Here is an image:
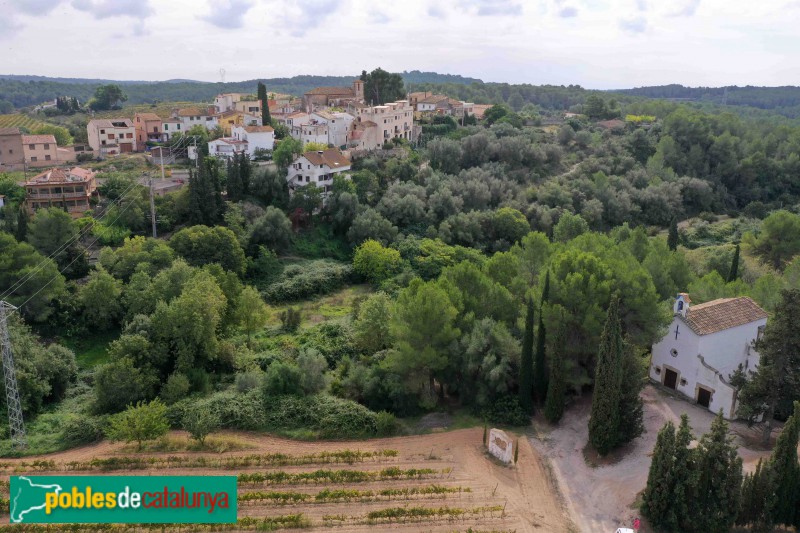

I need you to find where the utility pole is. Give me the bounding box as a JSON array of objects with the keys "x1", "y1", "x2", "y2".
[
  {"x1": 149, "y1": 175, "x2": 157, "y2": 238},
  {"x1": 0, "y1": 301, "x2": 26, "y2": 449}
]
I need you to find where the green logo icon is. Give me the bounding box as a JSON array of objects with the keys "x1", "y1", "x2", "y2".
[{"x1": 10, "y1": 476, "x2": 237, "y2": 524}]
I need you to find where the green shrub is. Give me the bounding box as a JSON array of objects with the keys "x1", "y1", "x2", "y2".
[
  {"x1": 482, "y1": 396, "x2": 530, "y2": 426},
  {"x1": 235, "y1": 371, "x2": 263, "y2": 393},
  {"x1": 263, "y1": 361, "x2": 303, "y2": 397},
  {"x1": 263, "y1": 260, "x2": 353, "y2": 303},
  {"x1": 265, "y1": 394, "x2": 379, "y2": 438},
  {"x1": 375, "y1": 411, "x2": 398, "y2": 436},
  {"x1": 62, "y1": 415, "x2": 105, "y2": 447},
  {"x1": 197, "y1": 389, "x2": 263, "y2": 431},
  {"x1": 160, "y1": 373, "x2": 190, "y2": 405},
  {"x1": 182, "y1": 405, "x2": 220, "y2": 445},
  {"x1": 279, "y1": 307, "x2": 302, "y2": 332}
]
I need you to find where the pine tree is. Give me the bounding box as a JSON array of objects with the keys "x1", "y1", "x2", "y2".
[
  {"x1": 738, "y1": 289, "x2": 800, "y2": 444},
  {"x1": 668, "y1": 216, "x2": 679, "y2": 251},
  {"x1": 519, "y1": 295, "x2": 535, "y2": 414},
  {"x1": 769, "y1": 400, "x2": 800, "y2": 527},
  {"x1": 689, "y1": 412, "x2": 743, "y2": 533},
  {"x1": 642, "y1": 420, "x2": 677, "y2": 528},
  {"x1": 616, "y1": 340, "x2": 645, "y2": 447},
  {"x1": 257, "y1": 82, "x2": 271, "y2": 126},
  {"x1": 727, "y1": 244, "x2": 740, "y2": 282},
  {"x1": 588, "y1": 296, "x2": 624, "y2": 455},
  {"x1": 533, "y1": 271, "x2": 550, "y2": 403}
]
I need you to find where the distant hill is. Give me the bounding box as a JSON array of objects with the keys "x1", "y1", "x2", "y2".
[
  {"x1": 612, "y1": 84, "x2": 800, "y2": 118},
  {"x1": 0, "y1": 71, "x2": 483, "y2": 111}
]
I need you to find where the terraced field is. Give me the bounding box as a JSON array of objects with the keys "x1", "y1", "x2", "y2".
[
  {"x1": 0, "y1": 428, "x2": 572, "y2": 532},
  {"x1": 93, "y1": 101, "x2": 204, "y2": 120},
  {"x1": 0, "y1": 113, "x2": 49, "y2": 131}
]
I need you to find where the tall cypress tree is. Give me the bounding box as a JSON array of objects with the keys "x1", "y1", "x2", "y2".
[
  {"x1": 689, "y1": 412, "x2": 743, "y2": 533},
  {"x1": 769, "y1": 400, "x2": 800, "y2": 527},
  {"x1": 670, "y1": 415, "x2": 695, "y2": 532},
  {"x1": 226, "y1": 154, "x2": 242, "y2": 202},
  {"x1": 642, "y1": 420, "x2": 677, "y2": 527},
  {"x1": 257, "y1": 82, "x2": 271, "y2": 126},
  {"x1": 616, "y1": 340, "x2": 645, "y2": 447},
  {"x1": 15, "y1": 203, "x2": 28, "y2": 242},
  {"x1": 533, "y1": 271, "x2": 550, "y2": 403},
  {"x1": 239, "y1": 151, "x2": 252, "y2": 196},
  {"x1": 588, "y1": 296, "x2": 624, "y2": 455},
  {"x1": 544, "y1": 321, "x2": 565, "y2": 423},
  {"x1": 668, "y1": 216, "x2": 679, "y2": 251},
  {"x1": 519, "y1": 295, "x2": 535, "y2": 414},
  {"x1": 737, "y1": 458, "x2": 776, "y2": 532},
  {"x1": 727, "y1": 244, "x2": 740, "y2": 282}
]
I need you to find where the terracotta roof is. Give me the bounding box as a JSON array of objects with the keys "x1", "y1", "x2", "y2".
[
  {"x1": 212, "y1": 138, "x2": 247, "y2": 146},
  {"x1": 301, "y1": 149, "x2": 350, "y2": 168},
  {"x1": 22, "y1": 135, "x2": 57, "y2": 145},
  {"x1": 25, "y1": 167, "x2": 94, "y2": 185},
  {"x1": 243, "y1": 125, "x2": 274, "y2": 133},
  {"x1": 419, "y1": 94, "x2": 450, "y2": 104},
  {"x1": 682, "y1": 297, "x2": 767, "y2": 336},
  {"x1": 0, "y1": 127, "x2": 20, "y2": 136},
  {"x1": 216, "y1": 110, "x2": 240, "y2": 118},
  {"x1": 305, "y1": 86, "x2": 354, "y2": 96},
  {"x1": 135, "y1": 112, "x2": 162, "y2": 121},
  {"x1": 287, "y1": 112, "x2": 308, "y2": 119}
]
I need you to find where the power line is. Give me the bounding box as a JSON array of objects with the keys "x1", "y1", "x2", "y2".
[{"x1": 0, "y1": 180, "x2": 142, "y2": 301}]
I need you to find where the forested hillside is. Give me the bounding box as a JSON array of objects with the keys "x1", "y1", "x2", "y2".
[
  {"x1": 0, "y1": 71, "x2": 481, "y2": 111},
  {"x1": 615, "y1": 84, "x2": 800, "y2": 118}
]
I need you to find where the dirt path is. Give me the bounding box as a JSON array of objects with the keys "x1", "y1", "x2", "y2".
[
  {"x1": 4, "y1": 428, "x2": 573, "y2": 532},
  {"x1": 531, "y1": 384, "x2": 774, "y2": 533}
]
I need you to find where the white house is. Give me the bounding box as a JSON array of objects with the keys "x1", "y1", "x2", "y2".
[
  {"x1": 650, "y1": 293, "x2": 768, "y2": 419},
  {"x1": 175, "y1": 107, "x2": 218, "y2": 131},
  {"x1": 161, "y1": 118, "x2": 183, "y2": 140},
  {"x1": 287, "y1": 149, "x2": 351, "y2": 198},
  {"x1": 207, "y1": 137, "x2": 247, "y2": 159},
  {"x1": 311, "y1": 110, "x2": 354, "y2": 148},
  {"x1": 231, "y1": 125, "x2": 275, "y2": 157},
  {"x1": 283, "y1": 112, "x2": 311, "y2": 140}
]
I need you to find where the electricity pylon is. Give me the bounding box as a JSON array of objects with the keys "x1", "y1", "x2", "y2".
[{"x1": 0, "y1": 301, "x2": 26, "y2": 448}]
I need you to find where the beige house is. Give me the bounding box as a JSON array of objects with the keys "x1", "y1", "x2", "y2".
[
  {"x1": 303, "y1": 80, "x2": 364, "y2": 112},
  {"x1": 22, "y1": 135, "x2": 58, "y2": 167},
  {"x1": 0, "y1": 127, "x2": 24, "y2": 170},
  {"x1": 348, "y1": 100, "x2": 415, "y2": 150},
  {"x1": 134, "y1": 112, "x2": 164, "y2": 148},
  {"x1": 25, "y1": 166, "x2": 97, "y2": 218},
  {"x1": 87, "y1": 119, "x2": 136, "y2": 156}
]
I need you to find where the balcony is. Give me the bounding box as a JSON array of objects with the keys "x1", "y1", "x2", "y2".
[{"x1": 27, "y1": 191, "x2": 88, "y2": 200}]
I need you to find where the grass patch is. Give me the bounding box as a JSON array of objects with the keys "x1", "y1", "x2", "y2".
[
  {"x1": 63, "y1": 329, "x2": 119, "y2": 369},
  {"x1": 267, "y1": 284, "x2": 372, "y2": 328},
  {"x1": 290, "y1": 224, "x2": 351, "y2": 261},
  {"x1": 119, "y1": 435, "x2": 255, "y2": 454}
]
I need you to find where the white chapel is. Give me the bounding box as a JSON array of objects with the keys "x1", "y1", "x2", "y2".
[{"x1": 650, "y1": 293, "x2": 768, "y2": 418}]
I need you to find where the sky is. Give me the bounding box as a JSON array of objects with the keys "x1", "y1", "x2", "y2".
[{"x1": 1, "y1": 0, "x2": 798, "y2": 89}]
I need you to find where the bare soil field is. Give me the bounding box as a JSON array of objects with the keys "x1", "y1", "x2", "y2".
[{"x1": 1, "y1": 428, "x2": 574, "y2": 532}]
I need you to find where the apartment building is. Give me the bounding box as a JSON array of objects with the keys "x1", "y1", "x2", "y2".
[
  {"x1": 348, "y1": 100, "x2": 415, "y2": 149},
  {"x1": 286, "y1": 149, "x2": 351, "y2": 199}
]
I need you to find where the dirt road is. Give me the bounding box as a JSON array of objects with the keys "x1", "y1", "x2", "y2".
[{"x1": 531, "y1": 384, "x2": 774, "y2": 533}]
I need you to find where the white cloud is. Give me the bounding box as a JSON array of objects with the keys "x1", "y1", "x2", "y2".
[
  {"x1": 558, "y1": 6, "x2": 578, "y2": 17},
  {"x1": 199, "y1": 0, "x2": 254, "y2": 29},
  {"x1": 618, "y1": 16, "x2": 647, "y2": 33},
  {"x1": 667, "y1": 0, "x2": 701, "y2": 17},
  {"x1": 9, "y1": 0, "x2": 63, "y2": 15},
  {"x1": 71, "y1": 0, "x2": 153, "y2": 19},
  {"x1": 458, "y1": 0, "x2": 522, "y2": 16}
]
